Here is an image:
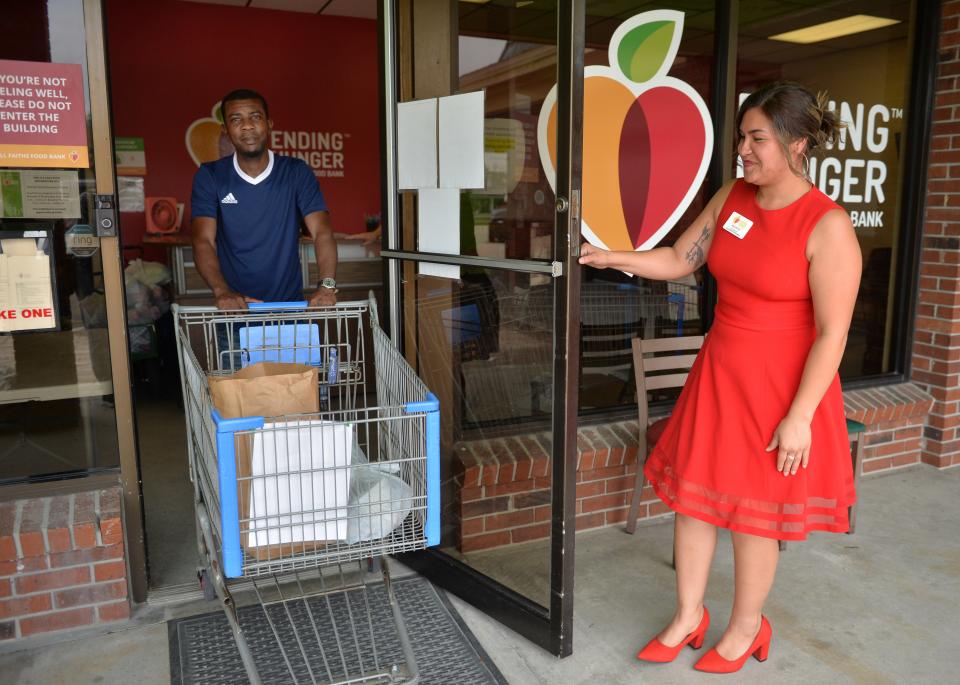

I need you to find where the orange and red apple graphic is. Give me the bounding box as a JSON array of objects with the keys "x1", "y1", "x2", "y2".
[
  {"x1": 185, "y1": 103, "x2": 234, "y2": 167},
  {"x1": 538, "y1": 10, "x2": 713, "y2": 252}
]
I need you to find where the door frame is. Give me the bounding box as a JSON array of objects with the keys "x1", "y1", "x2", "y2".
[
  {"x1": 378, "y1": 0, "x2": 585, "y2": 656},
  {"x1": 84, "y1": 0, "x2": 147, "y2": 602}
]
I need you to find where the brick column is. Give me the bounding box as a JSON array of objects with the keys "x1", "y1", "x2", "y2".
[
  {"x1": 914, "y1": 0, "x2": 960, "y2": 469},
  {"x1": 0, "y1": 487, "x2": 130, "y2": 641}
]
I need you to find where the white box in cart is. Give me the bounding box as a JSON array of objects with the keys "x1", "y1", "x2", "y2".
[{"x1": 248, "y1": 420, "x2": 352, "y2": 549}]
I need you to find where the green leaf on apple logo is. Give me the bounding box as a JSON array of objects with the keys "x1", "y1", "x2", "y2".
[{"x1": 617, "y1": 19, "x2": 676, "y2": 84}]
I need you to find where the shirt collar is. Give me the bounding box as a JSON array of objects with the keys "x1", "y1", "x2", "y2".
[{"x1": 233, "y1": 149, "x2": 274, "y2": 185}]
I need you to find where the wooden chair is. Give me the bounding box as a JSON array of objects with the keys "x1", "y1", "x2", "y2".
[
  {"x1": 579, "y1": 318, "x2": 645, "y2": 407},
  {"x1": 624, "y1": 334, "x2": 704, "y2": 534},
  {"x1": 624, "y1": 335, "x2": 867, "y2": 548}
]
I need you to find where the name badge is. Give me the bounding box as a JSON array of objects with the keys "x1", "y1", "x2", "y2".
[{"x1": 722, "y1": 211, "x2": 754, "y2": 239}]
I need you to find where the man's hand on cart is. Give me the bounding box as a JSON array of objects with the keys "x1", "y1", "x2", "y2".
[
  {"x1": 214, "y1": 289, "x2": 261, "y2": 310},
  {"x1": 309, "y1": 287, "x2": 337, "y2": 308}
]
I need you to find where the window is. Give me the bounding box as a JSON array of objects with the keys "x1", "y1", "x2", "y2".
[
  {"x1": 579, "y1": 1, "x2": 716, "y2": 411},
  {"x1": 737, "y1": 0, "x2": 916, "y2": 378},
  {"x1": 0, "y1": 0, "x2": 121, "y2": 483}
]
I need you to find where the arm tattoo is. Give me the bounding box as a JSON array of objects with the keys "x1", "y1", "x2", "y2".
[{"x1": 684, "y1": 224, "x2": 711, "y2": 267}]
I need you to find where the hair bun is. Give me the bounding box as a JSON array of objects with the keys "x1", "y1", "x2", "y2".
[{"x1": 812, "y1": 90, "x2": 843, "y2": 150}]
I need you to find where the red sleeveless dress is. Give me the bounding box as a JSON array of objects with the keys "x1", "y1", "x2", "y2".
[{"x1": 643, "y1": 180, "x2": 856, "y2": 541}]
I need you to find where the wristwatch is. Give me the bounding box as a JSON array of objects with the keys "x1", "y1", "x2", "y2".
[{"x1": 319, "y1": 278, "x2": 337, "y2": 290}]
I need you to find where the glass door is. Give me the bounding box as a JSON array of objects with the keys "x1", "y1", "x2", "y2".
[
  {"x1": 0, "y1": 0, "x2": 143, "y2": 597},
  {"x1": 380, "y1": 0, "x2": 584, "y2": 655}
]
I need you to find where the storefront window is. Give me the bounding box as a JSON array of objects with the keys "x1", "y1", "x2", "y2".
[
  {"x1": 578, "y1": 1, "x2": 716, "y2": 412},
  {"x1": 736, "y1": 0, "x2": 915, "y2": 377},
  {"x1": 0, "y1": 0, "x2": 120, "y2": 483}
]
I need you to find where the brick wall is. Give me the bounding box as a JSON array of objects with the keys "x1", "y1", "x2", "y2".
[
  {"x1": 457, "y1": 421, "x2": 667, "y2": 552},
  {"x1": 0, "y1": 487, "x2": 130, "y2": 641},
  {"x1": 843, "y1": 384, "x2": 934, "y2": 473},
  {"x1": 917, "y1": 0, "x2": 960, "y2": 469},
  {"x1": 455, "y1": 384, "x2": 932, "y2": 553}
]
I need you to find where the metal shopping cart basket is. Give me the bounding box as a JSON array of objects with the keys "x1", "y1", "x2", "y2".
[{"x1": 174, "y1": 296, "x2": 439, "y2": 685}]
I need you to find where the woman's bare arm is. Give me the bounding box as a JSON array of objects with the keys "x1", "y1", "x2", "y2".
[{"x1": 578, "y1": 179, "x2": 736, "y2": 279}]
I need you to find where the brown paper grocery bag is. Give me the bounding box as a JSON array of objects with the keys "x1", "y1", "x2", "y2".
[
  {"x1": 209, "y1": 362, "x2": 319, "y2": 420},
  {"x1": 208, "y1": 362, "x2": 323, "y2": 562}
]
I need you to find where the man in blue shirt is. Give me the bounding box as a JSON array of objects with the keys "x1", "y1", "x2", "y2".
[{"x1": 191, "y1": 88, "x2": 337, "y2": 309}]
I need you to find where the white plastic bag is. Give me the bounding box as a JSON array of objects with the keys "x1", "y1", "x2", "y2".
[
  {"x1": 124, "y1": 258, "x2": 171, "y2": 288},
  {"x1": 124, "y1": 260, "x2": 170, "y2": 324},
  {"x1": 346, "y1": 442, "x2": 414, "y2": 544}
]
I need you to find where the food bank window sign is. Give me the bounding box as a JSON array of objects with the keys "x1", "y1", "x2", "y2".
[
  {"x1": 0, "y1": 229, "x2": 59, "y2": 333},
  {"x1": 736, "y1": 92, "x2": 898, "y2": 230},
  {"x1": 0, "y1": 60, "x2": 89, "y2": 169},
  {"x1": 186, "y1": 102, "x2": 348, "y2": 179}
]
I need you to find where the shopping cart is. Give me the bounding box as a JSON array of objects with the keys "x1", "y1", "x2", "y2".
[{"x1": 174, "y1": 296, "x2": 439, "y2": 685}]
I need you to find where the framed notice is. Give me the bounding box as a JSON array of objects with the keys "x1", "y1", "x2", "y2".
[
  {"x1": 0, "y1": 59, "x2": 89, "y2": 169},
  {"x1": 0, "y1": 169, "x2": 81, "y2": 218},
  {"x1": 0, "y1": 228, "x2": 59, "y2": 333}
]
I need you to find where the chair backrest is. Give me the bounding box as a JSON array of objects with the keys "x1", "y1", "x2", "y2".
[
  {"x1": 581, "y1": 319, "x2": 644, "y2": 377},
  {"x1": 631, "y1": 335, "x2": 704, "y2": 428}
]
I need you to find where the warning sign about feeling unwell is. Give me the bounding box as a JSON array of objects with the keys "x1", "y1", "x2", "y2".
[{"x1": 0, "y1": 59, "x2": 89, "y2": 169}]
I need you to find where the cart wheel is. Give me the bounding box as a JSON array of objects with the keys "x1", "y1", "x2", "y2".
[{"x1": 198, "y1": 569, "x2": 217, "y2": 601}]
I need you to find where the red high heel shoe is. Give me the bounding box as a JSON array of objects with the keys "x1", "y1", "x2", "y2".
[
  {"x1": 635, "y1": 606, "x2": 710, "y2": 663},
  {"x1": 693, "y1": 615, "x2": 772, "y2": 673}
]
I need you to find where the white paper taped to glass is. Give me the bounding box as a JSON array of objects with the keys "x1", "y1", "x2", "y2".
[{"x1": 248, "y1": 419, "x2": 353, "y2": 547}]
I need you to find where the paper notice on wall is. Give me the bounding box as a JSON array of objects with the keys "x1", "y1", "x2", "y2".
[
  {"x1": 397, "y1": 99, "x2": 437, "y2": 190},
  {"x1": 118, "y1": 176, "x2": 144, "y2": 212},
  {"x1": 417, "y1": 188, "x2": 460, "y2": 280},
  {"x1": 483, "y1": 117, "x2": 526, "y2": 195},
  {"x1": 0, "y1": 232, "x2": 57, "y2": 332},
  {"x1": 0, "y1": 169, "x2": 80, "y2": 218},
  {"x1": 115, "y1": 137, "x2": 146, "y2": 175}
]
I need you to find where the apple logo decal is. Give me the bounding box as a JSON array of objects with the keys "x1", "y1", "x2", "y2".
[
  {"x1": 538, "y1": 10, "x2": 713, "y2": 252},
  {"x1": 185, "y1": 103, "x2": 235, "y2": 167}
]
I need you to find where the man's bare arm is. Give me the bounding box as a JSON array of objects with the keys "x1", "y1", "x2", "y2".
[
  {"x1": 304, "y1": 210, "x2": 338, "y2": 306},
  {"x1": 191, "y1": 216, "x2": 250, "y2": 309}
]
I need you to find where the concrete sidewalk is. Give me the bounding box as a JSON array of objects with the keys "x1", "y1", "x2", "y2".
[{"x1": 2, "y1": 465, "x2": 958, "y2": 684}]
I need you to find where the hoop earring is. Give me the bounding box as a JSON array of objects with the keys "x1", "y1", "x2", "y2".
[{"x1": 801, "y1": 151, "x2": 811, "y2": 178}]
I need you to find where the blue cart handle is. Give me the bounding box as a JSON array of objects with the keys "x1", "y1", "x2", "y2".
[{"x1": 246, "y1": 301, "x2": 309, "y2": 311}]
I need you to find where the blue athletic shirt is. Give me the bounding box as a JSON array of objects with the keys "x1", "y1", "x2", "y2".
[{"x1": 190, "y1": 151, "x2": 328, "y2": 302}]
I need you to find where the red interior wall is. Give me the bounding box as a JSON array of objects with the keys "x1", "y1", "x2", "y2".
[{"x1": 106, "y1": 0, "x2": 381, "y2": 263}]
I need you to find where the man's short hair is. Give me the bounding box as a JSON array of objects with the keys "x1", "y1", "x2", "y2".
[{"x1": 220, "y1": 89, "x2": 269, "y2": 120}]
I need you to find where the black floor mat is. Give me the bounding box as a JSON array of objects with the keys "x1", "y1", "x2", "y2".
[{"x1": 168, "y1": 575, "x2": 509, "y2": 685}]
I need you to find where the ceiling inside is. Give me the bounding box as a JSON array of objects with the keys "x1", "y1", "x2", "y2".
[
  {"x1": 457, "y1": 0, "x2": 912, "y2": 65},
  {"x1": 175, "y1": 0, "x2": 376, "y2": 19}
]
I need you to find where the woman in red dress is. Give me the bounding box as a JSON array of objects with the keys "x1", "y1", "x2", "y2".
[{"x1": 580, "y1": 82, "x2": 861, "y2": 674}]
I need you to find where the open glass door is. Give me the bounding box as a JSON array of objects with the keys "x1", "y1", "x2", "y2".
[
  {"x1": 0, "y1": 0, "x2": 144, "y2": 599},
  {"x1": 380, "y1": 0, "x2": 583, "y2": 655}
]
